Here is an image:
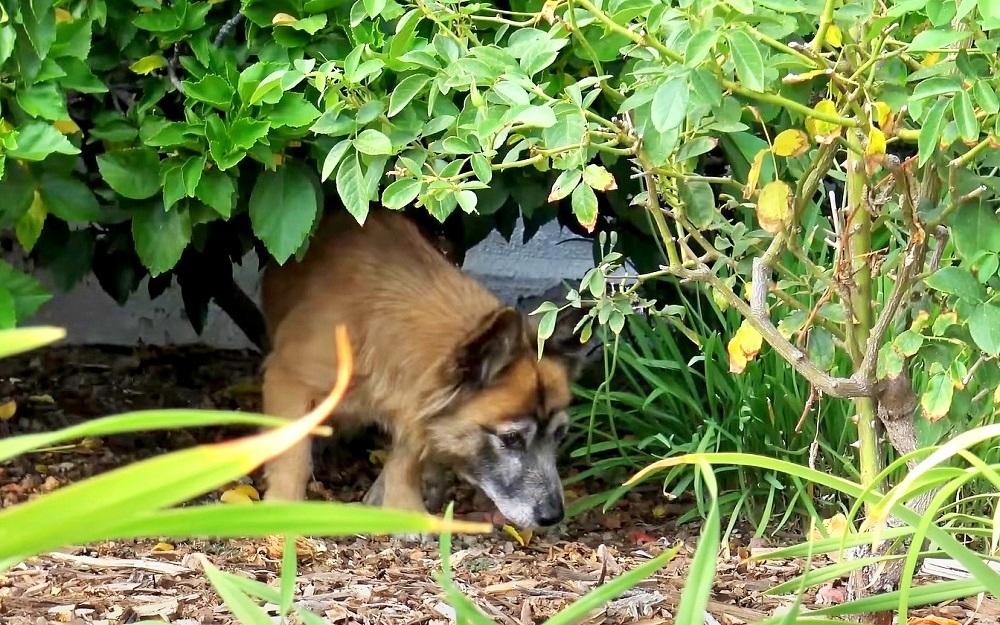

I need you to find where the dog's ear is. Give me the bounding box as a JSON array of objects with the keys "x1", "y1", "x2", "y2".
[{"x1": 454, "y1": 307, "x2": 528, "y2": 389}]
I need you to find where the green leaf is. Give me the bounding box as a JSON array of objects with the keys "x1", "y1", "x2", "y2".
[
  {"x1": 16, "y1": 83, "x2": 69, "y2": 120},
  {"x1": 651, "y1": 76, "x2": 689, "y2": 133},
  {"x1": 21, "y1": 0, "x2": 56, "y2": 60},
  {"x1": 0, "y1": 260, "x2": 51, "y2": 323},
  {"x1": 571, "y1": 183, "x2": 598, "y2": 232},
  {"x1": 321, "y1": 139, "x2": 352, "y2": 182},
  {"x1": 16, "y1": 192, "x2": 47, "y2": 254},
  {"x1": 364, "y1": 0, "x2": 387, "y2": 18},
  {"x1": 920, "y1": 372, "x2": 953, "y2": 421},
  {"x1": 269, "y1": 93, "x2": 321, "y2": 128},
  {"x1": 678, "y1": 180, "x2": 716, "y2": 229},
  {"x1": 97, "y1": 148, "x2": 161, "y2": 200},
  {"x1": 456, "y1": 189, "x2": 477, "y2": 213},
  {"x1": 974, "y1": 80, "x2": 1000, "y2": 115},
  {"x1": 807, "y1": 326, "x2": 836, "y2": 371},
  {"x1": 911, "y1": 76, "x2": 963, "y2": 101},
  {"x1": 953, "y1": 90, "x2": 979, "y2": 143},
  {"x1": 950, "y1": 201, "x2": 1000, "y2": 260},
  {"x1": 512, "y1": 105, "x2": 558, "y2": 128},
  {"x1": 685, "y1": 30, "x2": 719, "y2": 66},
  {"x1": 336, "y1": 149, "x2": 370, "y2": 224},
  {"x1": 924, "y1": 266, "x2": 988, "y2": 302},
  {"x1": 132, "y1": 203, "x2": 193, "y2": 277},
  {"x1": 725, "y1": 31, "x2": 765, "y2": 92},
  {"x1": 196, "y1": 170, "x2": 236, "y2": 218},
  {"x1": 726, "y1": 0, "x2": 754, "y2": 13},
  {"x1": 249, "y1": 162, "x2": 320, "y2": 265},
  {"x1": 548, "y1": 169, "x2": 582, "y2": 202},
  {"x1": 909, "y1": 28, "x2": 972, "y2": 50},
  {"x1": 182, "y1": 75, "x2": 234, "y2": 111},
  {"x1": 893, "y1": 329, "x2": 924, "y2": 356},
  {"x1": 229, "y1": 119, "x2": 271, "y2": 151},
  {"x1": 39, "y1": 173, "x2": 103, "y2": 223},
  {"x1": 354, "y1": 129, "x2": 393, "y2": 155},
  {"x1": 470, "y1": 153, "x2": 492, "y2": 184},
  {"x1": 388, "y1": 74, "x2": 431, "y2": 117},
  {"x1": 382, "y1": 178, "x2": 420, "y2": 210},
  {"x1": 918, "y1": 98, "x2": 949, "y2": 167},
  {"x1": 202, "y1": 562, "x2": 275, "y2": 625},
  {"x1": 8, "y1": 121, "x2": 79, "y2": 161},
  {"x1": 969, "y1": 303, "x2": 1000, "y2": 356}
]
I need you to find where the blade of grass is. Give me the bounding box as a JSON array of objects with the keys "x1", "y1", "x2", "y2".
[
  {"x1": 674, "y1": 459, "x2": 720, "y2": 625},
  {"x1": 0, "y1": 326, "x2": 65, "y2": 360},
  {"x1": 199, "y1": 555, "x2": 276, "y2": 625}
]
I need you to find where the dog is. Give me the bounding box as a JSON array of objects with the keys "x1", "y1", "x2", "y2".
[{"x1": 259, "y1": 207, "x2": 591, "y2": 531}]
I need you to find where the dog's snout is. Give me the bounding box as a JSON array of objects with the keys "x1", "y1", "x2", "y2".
[{"x1": 535, "y1": 500, "x2": 565, "y2": 527}]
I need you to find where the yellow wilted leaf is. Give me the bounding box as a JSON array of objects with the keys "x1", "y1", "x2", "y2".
[
  {"x1": 808, "y1": 512, "x2": 854, "y2": 562},
  {"x1": 922, "y1": 52, "x2": 940, "y2": 68},
  {"x1": 805, "y1": 99, "x2": 843, "y2": 145},
  {"x1": 54, "y1": 8, "x2": 74, "y2": 23},
  {"x1": 272, "y1": 153, "x2": 286, "y2": 166},
  {"x1": 271, "y1": 12, "x2": 297, "y2": 25},
  {"x1": 501, "y1": 524, "x2": 534, "y2": 546},
  {"x1": 52, "y1": 119, "x2": 80, "y2": 135},
  {"x1": 28, "y1": 394, "x2": 55, "y2": 404},
  {"x1": 743, "y1": 148, "x2": 767, "y2": 199},
  {"x1": 864, "y1": 127, "x2": 887, "y2": 176},
  {"x1": 772, "y1": 129, "x2": 810, "y2": 158},
  {"x1": 220, "y1": 488, "x2": 255, "y2": 504},
  {"x1": 755, "y1": 180, "x2": 792, "y2": 234},
  {"x1": 129, "y1": 55, "x2": 168, "y2": 75},
  {"x1": 826, "y1": 23, "x2": 843, "y2": 48},
  {"x1": 728, "y1": 320, "x2": 763, "y2": 374},
  {"x1": 151, "y1": 542, "x2": 175, "y2": 551},
  {"x1": 782, "y1": 69, "x2": 829, "y2": 85},
  {"x1": 872, "y1": 102, "x2": 892, "y2": 129},
  {"x1": 230, "y1": 483, "x2": 260, "y2": 501},
  {"x1": 583, "y1": 164, "x2": 617, "y2": 192},
  {"x1": 994, "y1": 384, "x2": 1000, "y2": 404},
  {"x1": 0, "y1": 400, "x2": 16, "y2": 421}
]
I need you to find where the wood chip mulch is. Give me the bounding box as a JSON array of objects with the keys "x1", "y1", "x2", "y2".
[{"x1": 0, "y1": 345, "x2": 997, "y2": 624}]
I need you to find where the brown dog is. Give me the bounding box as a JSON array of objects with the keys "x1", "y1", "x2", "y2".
[{"x1": 259, "y1": 207, "x2": 590, "y2": 530}]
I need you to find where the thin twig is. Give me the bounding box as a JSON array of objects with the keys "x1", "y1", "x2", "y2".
[
  {"x1": 214, "y1": 13, "x2": 245, "y2": 47},
  {"x1": 167, "y1": 44, "x2": 184, "y2": 94}
]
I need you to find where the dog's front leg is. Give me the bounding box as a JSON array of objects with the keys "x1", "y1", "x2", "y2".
[{"x1": 379, "y1": 442, "x2": 435, "y2": 543}]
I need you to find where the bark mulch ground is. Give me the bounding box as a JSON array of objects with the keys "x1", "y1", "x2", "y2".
[{"x1": 0, "y1": 345, "x2": 996, "y2": 624}]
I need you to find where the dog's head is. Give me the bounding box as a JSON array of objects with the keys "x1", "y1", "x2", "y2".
[{"x1": 426, "y1": 305, "x2": 592, "y2": 529}]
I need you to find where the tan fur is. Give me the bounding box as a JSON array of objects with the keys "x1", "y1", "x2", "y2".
[{"x1": 259, "y1": 208, "x2": 577, "y2": 519}]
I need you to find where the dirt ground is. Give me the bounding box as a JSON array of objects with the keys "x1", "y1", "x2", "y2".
[{"x1": 0, "y1": 344, "x2": 997, "y2": 624}]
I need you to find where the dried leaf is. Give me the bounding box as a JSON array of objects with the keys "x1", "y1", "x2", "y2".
[
  {"x1": 369, "y1": 449, "x2": 389, "y2": 465},
  {"x1": 906, "y1": 618, "x2": 963, "y2": 625},
  {"x1": 755, "y1": 180, "x2": 792, "y2": 234},
  {"x1": 538, "y1": 0, "x2": 560, "y2": 25},
  {"x1": 151, "y1": 542, "x2": 175, "y2": 552},
  {"x1": 728, "y1": 320, "x2": 763, "y2": 374},
  {"x1": 772, "y1": 129, "x2": 810, "y2": 158}
]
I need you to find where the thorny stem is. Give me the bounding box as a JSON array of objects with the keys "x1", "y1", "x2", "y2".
[
  {"x1": 643, "y1": 170, "x2": 682, "y2": 268},
  {"x1": 845, "y1": 133, "x2": 883, "y2": 506},
  {"x1": 812, "y1": 0, "x2": 839, "y2": 52}
]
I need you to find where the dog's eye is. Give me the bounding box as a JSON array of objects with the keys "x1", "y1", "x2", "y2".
[{"x1": 498, "y1": 431, "x2": 524, "y2": 448}]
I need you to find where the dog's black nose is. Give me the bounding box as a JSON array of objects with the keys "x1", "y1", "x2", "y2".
[{"x1": 536, "y1": 503, "x2": 564, "y2": 527}]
